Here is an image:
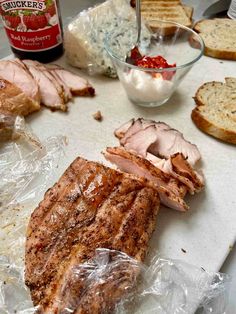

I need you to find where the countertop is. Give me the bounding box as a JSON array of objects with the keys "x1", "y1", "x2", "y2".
[{"x1": 0, "y1": 1, "x2": 235, "y2": 313}]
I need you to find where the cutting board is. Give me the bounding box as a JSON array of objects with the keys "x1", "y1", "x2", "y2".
[{"x1": 23, "y1": 54, "x2": 236, "y2": 273}]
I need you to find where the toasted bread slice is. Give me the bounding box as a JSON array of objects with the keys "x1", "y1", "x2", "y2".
[
  {"x1": 141, "y1": 0, "x2": 192, "y2": 35},
  {"x1": 193, "y1": 18, "x2": 236, "y2": 60},
  {"x1": 191, "y1": 78, "x2": 236, "y2": 144}
]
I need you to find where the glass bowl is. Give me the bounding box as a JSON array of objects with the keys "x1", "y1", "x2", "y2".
[{"x1": 105, "y1": 19, "x2": 204, "y2": 107}]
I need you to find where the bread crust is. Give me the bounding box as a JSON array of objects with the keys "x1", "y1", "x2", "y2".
[
  {"x1": 191, "y1": 108, "x2": 236, "y2": 144},
  {"x1": 193, "y1": 19, "x2": 236, "y2": 60},
  {"x1": 192, "y1": 81, "x2": 236, "y2": 144},
  {"x1": 141, "y1": 1, "x2": 193, "y2": 35}
]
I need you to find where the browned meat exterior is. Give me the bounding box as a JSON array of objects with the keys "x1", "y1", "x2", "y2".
[
  {"x1": 114, "y1": 118, "x2": 134, "y2": 139},
  {"x1": 0, "y1": 60, "x2": 40, "y2": 107},
  {"x1": 45, "y1": 63, "x2": 95, "y2": 96},
  {"x1": 23, "y1": 60, "x2": 67, "y2": 112},
  {"x1": 0, "y1": 77, "x2": 40, "y2": 116},
  {"x1": 25, "y1": 157, "x2": 159, "y2": 313},
  {"x1": 170, "y1": 153, "x2": 204, "y2": 192},
  {"x1": 146, "y1": 152, "x2": 204, "y2": 194},
  {"x1": 104, "y1": 147, "x2": 189, "y2": 212}
]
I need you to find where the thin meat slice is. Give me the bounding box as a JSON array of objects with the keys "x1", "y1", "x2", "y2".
[
  {"x1": 0, "y1": 77, "x2": 40, "y2": 116},
  {"x1": 115, "y1": 118, "x2": 201, "y2": 166},
  {"x1": 25, "y1": 157, "x2": 159, "y2": 313},
  {"x1": 120, "y1": 118, "x2": 169, "y2": 146},
  {"x1": 23, "y1": 60, "x2": 68, "y2": 101},
  {"x1": 148, "y1": 128, "x2": 201, "y2": 166},
  {"x1": 171, "y1": 153, "x2": 204, "y2": 189},
  {"x1": 146, "y1": 152, "x2": 204, "y2": 194},
  {"x1": 0, "y1": 60, "x2": 40, "y2": 107},
  {"x1": 23, "y1": 61, "x2": 67, "y2": 111},
  {"x1": 104, "y1": 147, "x2": 189, "y2": 211},
  {"x1": 124, "y1": 125, "x2": 158, "y2": 157},
  {"x1": 49, "y1": 70, "x2": 72, "y2": 102},
  {"x1": 46, "y1": 64, "x2": 95, "y2": 96},
  {"x1": 114, "y1": 118, "x2": 134, "y2": 139}
]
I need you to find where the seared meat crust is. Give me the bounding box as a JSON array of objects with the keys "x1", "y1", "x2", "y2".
[{"x1": 25, "y1": 157, "x2": 159, "y2": 313}]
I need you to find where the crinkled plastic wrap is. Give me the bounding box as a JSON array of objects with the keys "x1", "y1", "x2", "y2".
[
  {"x1": 64, "y1": 0, "x2": 151, "y2": 78},
  {"x1": 0, "y1": 246, "x2": 230, "y2": 314},
  {"x1": 0, "y1": 116, "x2": 65, "y2": 208},
  {"x1": 0, "y1": 116, "x2": 65, "y2": 313},
  {"x1": 0, "y1": 113, "x2": 40, "y2": 144}
]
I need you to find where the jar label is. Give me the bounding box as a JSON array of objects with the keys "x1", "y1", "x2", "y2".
[{"x1": 0, "y1": 0, "x2": 62, "y2": 52}]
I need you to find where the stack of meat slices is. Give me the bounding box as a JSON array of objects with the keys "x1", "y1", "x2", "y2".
[
  {"x1": 0, "y1": 58, "x2": 95, "y2": 116},
  {"x1": 104, "y1": 118, "x2": 205, "y2": 211}
]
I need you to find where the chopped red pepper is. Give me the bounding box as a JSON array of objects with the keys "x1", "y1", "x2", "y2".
[
  {"x1": 129, "y1": 47, "x2": 176, "y2": 80},
  {"x1": 136, "y1": 55, "x2": 176, "y2": 70},
  {"x1": 129, "y1": 46, "x2": 142, "y2": 64}
]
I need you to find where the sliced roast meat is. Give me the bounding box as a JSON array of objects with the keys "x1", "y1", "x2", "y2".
[
  {"x1": 105, "y1": 146, "x2": 187, "y2": 198},
  {"x1": 104, "y1": 147, "x2": 189, "y2": 211},
  {"x1": 122, "y1": 124, "x2": 201, "y2": 167},
  {"x1": 49, "y1": 70, "x2": 72, "y2": 102},
  {"x1": 23, "y1": 61, "x2": 67, "y2": 111},
  {"x1": 25, "y1": 157, "x2": 159, "y2": 312},
  {"x1": 147, "y1": 152, "x2": 204, "y2": 194},
  {"x1": 23, "y1": 60, "x2": 70, "y2": 102},
  {"x1": 120, "y1": 118, "x2": 170, "y2": 146},
  {"x1": 124, "y1": 125, "x2": 158, "y2": 157},
  {"x1": 171, "y1": 153, "x2": 204, "y2": 189},
  {"x1": 115, "y1": 119, "x2": 201, "y2": 166},
  {"x1": 148, "y1": 128, "x2": 201, "y2": 166},
  {"x1": 46, "y1": 64, "x2": 95, "y2": 96},
  {"x1": 0, "y1": 60, "x2": 40, "y2": 106},
  {"x1": 0, "y1": 77, "x2": 40, "y2": 116},
  {"x1": 114, "y1": 118, "x2": 134, "y2": 139}
]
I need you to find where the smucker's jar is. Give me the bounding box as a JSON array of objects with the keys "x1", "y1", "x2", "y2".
[{"x1": 0, "y1": 0, "x2": 64, "y2": 62}]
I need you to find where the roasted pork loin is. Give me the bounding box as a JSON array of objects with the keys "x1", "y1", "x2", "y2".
[
  {"x1": 111, "y1": 119, "x2": 204, "y2": 211},
  {"x1": 0, "y1": 59, "x2": 95, "y2": 113},
  {"x1": 0, "y1": 77, "x2": 40, "y2": 116},
  {"x1": 115, "y1": 118, "x2": 201, "y2": 166},
  {"x1": 25, "y1": 157, "x2": 159, "y2": 313},
  {"x1": 104, "y1": 147, "x2": 189, "y2": 212}
]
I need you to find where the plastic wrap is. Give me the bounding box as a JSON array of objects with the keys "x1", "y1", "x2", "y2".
[
  {"x1": 0, "y1": 116, "x2": 65, "y2": 313},
  {"x1": 0, "y1": 113, "x2": 41, "y2": 144},
  {"x1": 64, "y1": 0, "x2": 151, "y2": 78},
  {"x1": 0, "y1": 247, "x2": 230, "y2": 314},
  {"x1": 0, "y1": 130, "x2": 65, "y2": 209}
]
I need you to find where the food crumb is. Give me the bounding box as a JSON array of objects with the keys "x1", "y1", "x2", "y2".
[
  {"x1": 181, "y1": 248, "x2": 186, "y2": 253},
  {"x1": 93, "y1": 110, "x2": 103, "y2": 122},
  {"x1": 63, "y1": 136, "x2": 69, "y2": 146}
]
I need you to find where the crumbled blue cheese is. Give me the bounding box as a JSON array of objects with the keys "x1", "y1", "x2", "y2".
[{"x1": 64, "y1": 0, "x2": 151, "y2": 78}]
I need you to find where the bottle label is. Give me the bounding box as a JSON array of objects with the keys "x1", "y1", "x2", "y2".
[{"x1": 0, "y1": 0, "x2": 62, "y2": 52}]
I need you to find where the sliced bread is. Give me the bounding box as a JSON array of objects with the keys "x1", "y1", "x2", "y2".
[
  {"x1": 140, "y1": 0, "x2": 192, "y2": 35},
  {"x1": 191, "y1": 78, "x2": 236, "y2": 144},
  {"x1": 193, "y1": 18, "x2": 236, "y2": 60}
]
